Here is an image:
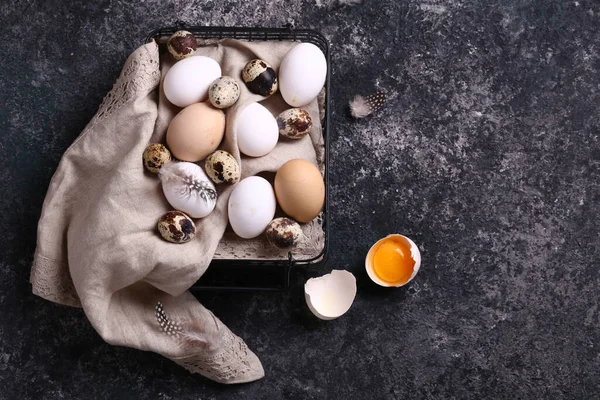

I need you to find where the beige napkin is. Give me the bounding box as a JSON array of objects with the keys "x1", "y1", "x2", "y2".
[{"x1": 30, "y1": 38, "x2": 324, "y2": 384}]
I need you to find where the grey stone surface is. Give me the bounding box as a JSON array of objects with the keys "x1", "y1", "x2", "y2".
[{"x1": 2, "y1": 0, "x2": 600, "y2": 398}]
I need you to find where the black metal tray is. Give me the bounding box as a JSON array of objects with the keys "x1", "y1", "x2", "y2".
[{"x1": 146, "y1": 25, "x2": 331, "y2": 291}]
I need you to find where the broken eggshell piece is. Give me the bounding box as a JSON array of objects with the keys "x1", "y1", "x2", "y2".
[{"x1": 304, "y1": 270, "x2": 357, "y2": 320}]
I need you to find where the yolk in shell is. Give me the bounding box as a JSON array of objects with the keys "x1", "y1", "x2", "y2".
[{"x1": 371, "y1": 236, "x2": 415, "y2": 285}]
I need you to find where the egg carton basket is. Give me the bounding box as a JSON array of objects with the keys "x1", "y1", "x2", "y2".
[{"x1": 146, "y1": 25, "x2": 331, "y2": 291}]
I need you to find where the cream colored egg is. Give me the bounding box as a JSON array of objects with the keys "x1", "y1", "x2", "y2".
[{"x1": 167, "y1": 102, "x2": 225, "y2": 162}]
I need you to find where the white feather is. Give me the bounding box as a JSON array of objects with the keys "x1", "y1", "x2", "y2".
[
  {"x1": 349, "y1": 95, "x2": 372, "y2": 118},
  {"x1": 158, "y1": 161, "x2": 187, "y2": 186}
]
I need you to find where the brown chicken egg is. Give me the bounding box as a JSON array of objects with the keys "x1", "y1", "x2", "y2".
[
  {"x1": 274, "y1": 159, "x2": 324, "y2": 223},
  {"x1": 166, "y1": 102, "x2": 225, "y2": 162}
]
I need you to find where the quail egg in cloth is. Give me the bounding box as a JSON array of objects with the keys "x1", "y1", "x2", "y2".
[{"x1": 31, "y1": 37, "x2": 328, "y2": 384}]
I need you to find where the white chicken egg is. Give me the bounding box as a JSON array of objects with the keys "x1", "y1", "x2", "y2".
[
  {"x1": 228, "y1": 176, "x2": 276, "y2": 238},
  {"x1": 305, "y1": 270, "x2": 357, "y2": 320},
  {"x1": 236, "y1": 102, "x2": 279, "y2": 157},
  {"x1": 279, "y1": 43, "x2": 327, "y2": 107},
  {"x1": 163, "y1": 56, "x2": 222, "y2": 108},
  {"x1": 159, "y1": 162, "x2": 217, "y2": 218}
]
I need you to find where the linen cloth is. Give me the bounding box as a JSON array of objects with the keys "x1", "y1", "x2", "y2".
[{"x1": 30, "y1": 37, "x2": 324, "y2": 384}]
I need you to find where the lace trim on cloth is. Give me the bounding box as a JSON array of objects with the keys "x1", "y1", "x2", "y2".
[
  {"x1": 214, "y1": 211, "x2": 325, "y2": 261},
  {"x1": 155, "y1": 302, "x2": 264, "y2": 384},
  {"x1": 31, "y1": 43, "x2": 161, "y2": 308},
  {"x1": 30, "y1": 253, "x2": 81, "y2": 308},
  {"x1": 80, "y1": 42, "x2": 161, "y2": 137}
]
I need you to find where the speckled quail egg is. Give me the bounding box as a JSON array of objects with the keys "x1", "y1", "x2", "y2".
[
  {"x1": 242, "y1": 59, "x2": 278, "y2": 96},
  {"x1": 276, "y1": 108, "x2": 313, "y2": 139},
  {"x1": 265, "y1": 217, "x2": 303, "y2": 249},
  {"x1": 167, "y1": 31, "x2": 198, "y2": 60},
  {"x1": 157, "y1": 211, "x2": 196, "y2": 243},
  {"x1": 204, "y1": 150, "x2": 240, "y2": 184},
  {"x1": 143, "y1": 143, "x2": 172, "y2": 174},
  {"x1": 208, "y1": 76, "x2": 241, "y2": 109}
]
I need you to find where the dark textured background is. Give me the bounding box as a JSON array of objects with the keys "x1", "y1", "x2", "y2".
[{"x1": 2, "y1": 0, "x2": 600, "y2": 398}]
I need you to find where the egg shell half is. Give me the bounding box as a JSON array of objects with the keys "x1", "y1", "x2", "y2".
[
  {"x1": 305, "y1": 270, "x2": 357, "y2": 320},
  {"x1": 167, "y1": 102, "x2": 225, "y2": 162},
  {"x1": 365, "y1": 234, "x2": 421, "y2": 287},
  {"x1": 228, "y1": 176, "x2": 277, "y2": 239},
  {"x1": 279, "y1": 43, "x2": 327, "y2": 107},
  {"x1": 163, "y1": 56, "x2": 222, "y2": 108},
  {"x1": 236, "y1": 102, "x2": 279, "y2": 157}
]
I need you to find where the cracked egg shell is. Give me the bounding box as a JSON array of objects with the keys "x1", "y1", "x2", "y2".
[
  {"x1": 365, "y1": 234, "x2": 421, "y2": 287},
  {"x1": 167, "y1": 31, "x2": 198, "y2": 60},
  {"x1": 204, "y1": 150, "x2": 240, "y2": 184},
  {"x1": 209, "y1": 76, "x2": 241, "y2": 109},
  {"x1": 143, "y1": 143, "x2": 171, "y2": 173},
  {"x1": 305, "y1": 270, "x2": 357, "y2": 320},
  {"x1": 157, "y1": 211, "x2": 196, "y2": 243},
  {"x1": 276, "y1": 108, "x2": 313, "y2": 139},
  {"x1": 265, "y1": 217, "x2": 303, "y2": 249},
  {"x1": 242, "y1": 59, "x2": 278, "y2": 96}
]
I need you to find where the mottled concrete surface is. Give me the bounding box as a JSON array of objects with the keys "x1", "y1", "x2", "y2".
[{"x1": 2, "y1": 0, "x2": 600, "y2": 398}]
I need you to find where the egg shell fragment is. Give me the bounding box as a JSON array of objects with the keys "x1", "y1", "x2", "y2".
[
  {"x1": 228, "y1": 176, "x2": 277, "y2": 239},
  {"x1": 163, "y1": 56, "x2": 222, "y2": 108},
  {"x1": 236, "y1": 102, "x2": 279, "y2": 157},
  {"x1": 365, "y1": 234, "x2": 421, "y2": 287},
  {"x1": 279, "y1": 43, "x2": 327, "y2": 107},
  {"x1": 305, "y1": 270, "x2": 357, "y2": 320}
]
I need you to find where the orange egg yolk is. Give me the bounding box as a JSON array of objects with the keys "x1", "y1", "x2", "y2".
[{"x1": 371, "y1": 237, "x2": 415, "y2": 285}]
